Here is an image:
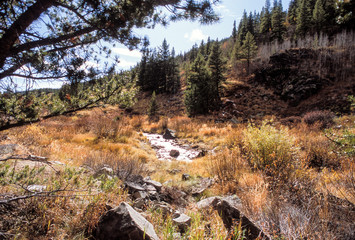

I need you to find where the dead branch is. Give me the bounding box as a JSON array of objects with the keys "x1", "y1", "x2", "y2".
[{"x1": 0, "y1": 154, "x2": 49, "y2": 163}]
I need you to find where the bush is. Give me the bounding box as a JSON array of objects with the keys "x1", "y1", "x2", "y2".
[
  {"x1": 243, "y1": 120, "x2": 296, "y2": 178},
  {"x1": 303, "y1": 110, "x2": 335, "y2": 129}
]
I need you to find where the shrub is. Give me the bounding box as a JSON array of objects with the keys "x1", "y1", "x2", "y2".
[
  {"x1": 207, "y1": 149, "x2": 248, "y2": 182},
  {"x1": 243, "y1": 121, "x2": 296, "y2": 178},
  {"x1": 303, "y1": 110, "x2": 335, "y2": 129}
]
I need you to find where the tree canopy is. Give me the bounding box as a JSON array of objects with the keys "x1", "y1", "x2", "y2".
[{"x1": 0, "y1": 0, "x2": 220, "y2": 91}]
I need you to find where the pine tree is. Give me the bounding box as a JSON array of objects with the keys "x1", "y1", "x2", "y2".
[
  {"x1": 271, "y1": 0, "x2": 286, "y2": 41},
  {"x1": 242, "y1": 32, "x2": 258, "y2": 75},
  {"x1": 232, "y1": 20, "x2": 237, "y2": 42},
  {"x1": 148, "y1": 91, "x2": 158, "y2": 118},
  {"x1": 238, "y1": 10, "x2": 249, "y2": 43},
  {"x1": 313, "y1": 0, "x2": 336, "y2": 33},
  {"x1": 296, "y1": 0, "x2": 312, "y2": 37},
  {"x1": 232, "y1": 40, "x2": 242, "y2": 62},
  {"x1": 184, "y1": 53, "x2": 210, "y2": 116},
  {"x1": 287, "y1": 0, "x2": 298, "y2": 25},
  {"x1": 207, "y1": 41, "x2": 225, "y2": 109},
  {"x1": 260, "y1": 0, "x2": 272, "y2": 41}
]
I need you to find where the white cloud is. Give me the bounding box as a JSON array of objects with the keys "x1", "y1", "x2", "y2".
[
  {"x1": 112, "y1": 47, "x2": 142, "y2": 58},
  {"x1": 117, "y1": 59, "x2": 138, "y2": 68},
  {"x1": 184, "y1": 29, "x2": 208, "y2": 42}
]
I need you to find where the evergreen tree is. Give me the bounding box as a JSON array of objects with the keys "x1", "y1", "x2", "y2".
[
  {"x1": 184, "y1": 53, "x2": 210, "y2": 116},
  {"x1": 247, "y1": 12, "x2": 255, "y2": 36},
  {"x1": 207, "y1": 41, "x2": 225, "y2": 109},
  {"x1": 238, "y1": 10, "x2": 249, "y2": 43},
  {"x1": 232, "y1": 40, "x2": 242, "y2": 62},
  {"x1": 148, "y1": 91, "x2": 158, "y2": 118},
  {"x1": 313, "y1": 0, "x2": 336, "y2": 33},
  {"x1": 271, "y1": 0, "x2": 286, "y2": 41},
  {"x1": 166, "y1": 48, "x2": 180, "y2": 94},
  {"x1": 260, "y1": 0, "x2": 272, "y2": 41},
  {"x1": 242, "y1": 32, "x2": 258, "y2": 75},
  {"x1": 205, "y1": 37, "x2": 212, "y2": 57},
  {"x1": 287, "y1": 0, "x2": 298, "y2": 26},
  {"x1": 296, "y1": 0, "x2": 312, "y2": 37},
  {"x1": 232, "y1": 20, "x2": 237, "y2": 42}
]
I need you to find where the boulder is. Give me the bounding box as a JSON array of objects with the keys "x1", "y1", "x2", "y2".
[
  {"x1": 169, "y1": 150, "x2": 180, "y2": 158},
  {"x1": 125, "y1": 182, "x2": 145, "y2": 193},
  {"x1": 144, "y1": 178, "x2": 163, "y2": 192},
  {"x1": 172, "y1": 211, "x2": 191, "y2": 233},
  {"x1": 181, "y1": 174, "x2": 190, "y2": 181},
  {"x1": 96, "y1": 202, "x2": 160, "y2": 240},
  {"x1": 133, "y1": 191, "x2": 148, "y2": 200},
  {"x1": 94, "y1": 166, "x2": 114, "y2": 178},
  {"x1": 27, "y1": 185, "x2": 47, "y2": 192},
  {"x1": 214, "y1": 199, "x2": 269, "y2": 240},
  {"x1": 163, "y1": 129, "x2": 175, "y2": 140},
  {"x1": 0, "y1": 144, "x2": 17, "y2": 155}
]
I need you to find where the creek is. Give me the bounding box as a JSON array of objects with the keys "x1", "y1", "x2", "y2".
[{"x1": 143, "y1": 132, "x2": 200, "y2": 162}]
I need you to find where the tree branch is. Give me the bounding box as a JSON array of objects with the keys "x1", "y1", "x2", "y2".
[
  {"x1": 9, "y1": 73, "x2": 68, "y2": 80},
  {"x1": 0, "y1": 0, "x2": 57, "y2": 69},
  {"x1": 10, "y1": 26, "x2": 97, "y2": 56}
]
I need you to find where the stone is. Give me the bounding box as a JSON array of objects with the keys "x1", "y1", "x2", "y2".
[
  {"x1": 95, "y1": 202, "x2": 160, "y2": 240},
  {"x1": 152, "y1": 202, "x2": 173, "y2": 216},
  {"x1": 182, "y1": 174, "x2": 190, "y2": 181},
  {"x1": 0, "y1": 144, "x2": 17, "y2": 155},
  {"x1": 163, "y1": 129, "x2": 175, "y2": 140},
  {"x1": 27, "y1": 185, "x2": 47, "y2": 192},
  {"x1": 144, "y1": 179, "x2": 163, "y2": 192},
  {"x1": 125, "y1": 182, "x2": 145, "y2": 193},
  {"x1": 191, "y1": 178, "x2": 214, "y2": 196},
  {"x1": 133, "y1": 191, "x2": 148, "y2": 200},
  {"x1": 94, "y1": 166, "x2": 114, "y2": 178},
  {"x1": 196, "y1": 197, "x2": 220, "y2": 210},
  {"x1": 172, "y1": 211, "x2": 191, "y2": 233},
  {"x1": 169, "y1": 150, "x2": 180, "y2": 158},
  {"x1": 214, "y1": 199, "x2": 269, "y2": 240},
  {"x1": 133, "y1": 198, "x2": 146, "y2": 209}
]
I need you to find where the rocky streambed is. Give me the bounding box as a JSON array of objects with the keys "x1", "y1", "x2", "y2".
[{"x1": 143, "y1": 129, "x2": 201, "y2": 162}]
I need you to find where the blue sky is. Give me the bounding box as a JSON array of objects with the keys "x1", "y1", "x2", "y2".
[
  {"x1": 29, "y1": 0, "x2": 291, "y2": 89},
  {"x1": 113, "y1": 0, "x2": 291, "y2": 69}
]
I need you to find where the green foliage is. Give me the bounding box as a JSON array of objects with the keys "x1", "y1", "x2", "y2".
[
  {"x1": 243, "y1": 120, "x2": 296, "y2": 175},
  {"x1": 296, "y1": 0, "x2": 313, "y2": 37},
  {"x1": 148, "y1": 91, "x2": 158, "y2": 117},
  {"x1": 138, "y1": 39, "x2": 180, "y2": 94},
  {"x1": 185, "y1": 44, "x2": 225, "y2": 116},
  {"x1": 241, "y1": 32, "x2": 258, "y2": 74}
]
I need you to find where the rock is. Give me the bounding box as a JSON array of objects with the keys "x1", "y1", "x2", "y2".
[
  {"x1": 94, "y1": 166, "x2": 114, "y2": 178},
  {"x1": 133, "y1": 198, "x2": 146, "y2": 209},
  {"x1": 182, "y1": 174, "x2": 190, "y2": 181},
  {"x1": 133, "y1": 191, "x2": 148, "y2": 200},
  {"x1": 144, "y1": 179, "x2": 163, "y2": 192},
  {"x1": 169, "y1": 149, "x2": 180, "y2": 158},
  {"x1": 214, "y1": 199, "x2": 269, "y2": 240},
  {"x1": 152, "y1": 202, "x2": 173, "y2": 216},
  {"x1": 125, "y1": 182, "x2": 145, "y2": 193},
  {"x1": 168, "y1": 169, "x2": 181, "y2": 175},
  {"x1": 0, "y1": 144, "x2": 17, "y2": 155},
  {"x1": 163, "y1": 129, "x2": 175, "y2": 139},
  {"x1": 27, "y1": 185, "x2": 47, "y2": 192},
  {"x1": 172, "y1": 211, "x2": 191, "y2": 233},
  {"x1": 96, "y1": 202, "x2": 160, "y2": 240},
  {"x1": 196, "y1": 197, "x2": 220, "y2": 210},
  {"x1": 191, "y1": 178, "x2": 214, "y2": 196},
  {"x1": 196, "y1": 150, "x2": 207, "y2": 158}
]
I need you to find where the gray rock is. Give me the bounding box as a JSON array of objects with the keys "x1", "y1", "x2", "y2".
[
  {"x1": 96, "y1": 202, "x2": 160, "y2": 240},
  {"x1": 191, "y1": 178, "x2": 214, "y2": 196},
  {"x1": 214, "y1": 199, "x2": 269, "y2": 240},
  {"x1": 0, "y1": 144, "x2": 17, "y2": 155},
  {"x1": 133, "y1": 191, "x2": 148, "y2": 200},
  {"x1": 125, "y1": 182, "x2": 145, "y2": 193},
  {"x1": 163, "y1": 129, "x2": 175, "y2": 140},
  {"x1": 27, "y1": 185, "x2": 47, "y2": 192},
  {"x1": 196, "y1": 197, "x2": 220, "y2": 210},
  {"x1": 133, "y1": 198, "x2": 146, "y2": 209},
  {"x1": 169, "y1": 150, "x2": 180, "y2": 158},
  {"x1": 94, "y1": 166, "x2": 114, "y2": 178},
  {"x1": 172, "y1": 211, "x2": 191, "y2": 233},
  {"x1": 144, "y1": 179, "x2": 163, "y2": 192},
  {"x1": 182, "y1": 173, "x2": 190, "y2": 181}
]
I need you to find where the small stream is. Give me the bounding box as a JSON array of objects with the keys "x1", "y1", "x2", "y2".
[{"x1": 143, "y1": 133, "x2": 200, "y2": 162}]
